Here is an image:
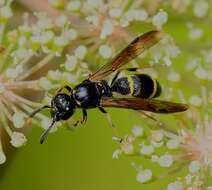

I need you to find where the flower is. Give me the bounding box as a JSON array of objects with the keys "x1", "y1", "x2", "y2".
[
  {"x1": 0, "y1": 1, "x2": 75, "y2": 163},
  {"x1": 10, "y1": 132, "x2": 27, "y2": 148}
]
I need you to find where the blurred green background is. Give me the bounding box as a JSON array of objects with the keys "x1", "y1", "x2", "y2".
[
  {"x1": 0, "y1": 1, "x2": 212, "y2": 190},
  {"x1": 0, "y1": 109, "x2": 178, "y2": 190}
]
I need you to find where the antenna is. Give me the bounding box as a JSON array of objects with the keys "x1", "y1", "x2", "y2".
[
  {"x1": 40, "y1": 119, "x2": 56, "y2": 144},
  {"x1": 29, "y1": 105, "x2": 51, "y2": 118}
]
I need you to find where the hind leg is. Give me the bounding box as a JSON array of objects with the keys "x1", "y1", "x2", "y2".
[{"x1": 98, "y1": 107, "x2": 122, "y2": 143}]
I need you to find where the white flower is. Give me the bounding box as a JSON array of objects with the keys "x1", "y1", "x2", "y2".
[
  {"x1": 6, "y1": 68, "x2": 19, "y2": 78},
  {"x1": 193, "y1": 0, "x2": 208, "y2": 18},
  {"x1": 48, "y1": 70, "x2": 62, "y2": 81},
  {"x1": 151, "y1": 130, "x2": 164, "y2": 142},
  {"x1": 163, "y1": 56, "x2": 172, "y2": 66},
  {"x1": 100, "y1": 19, "x2": 114, "y2": 39},
  {"x1": 74, "y1": 46, "x2": 87, "y2": 60},
  {"x1": 189, "y1": 160, "x2": 201, "y2": 173},
  {"x1": 48, "y1": 0, "x2": 64, "y2": 8},
  {"x1": 18, "y1": 36, "x2": 27, "y2": 47},
  {"x1": 158, "y1": 154, "x2": 173, "y2": 167},
  {"x1": 112, "y1": 149, "x2": 122, "y2": 159},
  {"x1": 0, "y1": 6, "x2": 13, "y2": 19},
  {"x1": 136, "y1": 169, "x2": 152, "y2": 183},
  {"x1": 40, "y1": 31, "x2": 54, "y2": 44},
  {"x1": 54, "y1": 36, "x2": 67, "y2": 47},
  {"x1": 86, "y1": 0, "x2": 103, "y2": 9},
  {"x1": 0, "y1": 151, "x2": 6, "y2": 164},
  {"x1": 167, "y1": 181, "x2": 184, "y2": 190},
  {"x1": 39, "y1": 77, "x2": 53, "y2": 90},
  {"x1": 132, "y1": 125, "x2": 143, "y2": 137},
  {"x1": 167, "y1": 139, "x2": 180, "y2": 149},
  {"x1": 64, "y1": 29, "x2": 78, "y2": 41},
  {"x1": 66, "y1": 1, "x2": 81, "y2": 12},
  {"x1": 151, "y1": 155, "x2": 159, "y2": 162},
  {"x1": 65, "y1": 55, "x2": 78, "y2": 71},
  {"x1": 35, "y1": 12, "x2": 53, "y2": 30},
  {"x1": 10, "y1": 132, "x2": 27, "y2": 148},
  {"x1": 86, "y1": 15, "x2": 99, "y2": 26},
  {"x1": 12, "y1": 112, "x2": 25, "y2": 128},
  {"x1": 194, "y1": 67, "x2": 208, "y2": 80},
  {"x1": 55, "y1": 15, "x2": 68, "y2": 28},
  {"x1": 121, "y1": 143, "x2": 134, "y2": 155},
  {"x1": 189, "y1": 28, "x2": 203, "y2": 40},
  {"x1": 109, "y1": 8, "x2": 122, "y2": 18},
  {"x1": 168, "y1": 71, "x2": 181, "y2": 82},
  {"x1": 152, "y1": 10, "x2": 168, "y2": 29},
  {"x1": 0, "y1": 84, "x2": 5, "y2": 93},
  {"x1": 185, "y1": 174, "x2": 193, "y2": 185},
  {"x1": 134, "y1": 9, "x2": 148, "y2": 21},
  {"x1": 99, "y1": 44, "x2": 112, "y2": 59},
  {"x1": 186, "y1": 58, "x2": 199, "y2": 71},
  {"x1": 120, "y1": 18, "x2": 129, "y2": 27},
  {"x1": 140, "y1": 144, "x2": 154, "y2": 155},
  {"x1": 189, "y1": 95, "x2": 202, "y2": 107}
]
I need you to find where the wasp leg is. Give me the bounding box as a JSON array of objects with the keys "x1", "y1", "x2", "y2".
[
  {"x1": 73, "y1": 120, "x2": 80, "y2": 127},
  {"x1": 81, "y1": 109, "x2": 87, "y2": 124},
  {"x1": 56, "y1": 85, "x2": 73, "y2": 94},
  {"x1": 98, "y1": 107, "x2": 123, "y2": 143},
  {"x1": 111, "y1": 71, "x2": 121, "y2": 86},
  {"x1": 98, "y1": 107, "x2": 115, "y2": 128},
  {"x1": 124, "y1": 67, "x2": 138, "y2": 72},
  {"x1": 68, "y1": 109, "x2": 87, "y2": 129}
]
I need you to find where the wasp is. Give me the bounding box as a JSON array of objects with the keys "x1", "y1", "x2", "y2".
[{"x1": 30, "y1": 30, "x2": 188, "y2": 144}]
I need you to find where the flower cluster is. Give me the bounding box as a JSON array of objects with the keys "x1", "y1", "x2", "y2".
[
  {"x1": 0, "y1": 0, "x2": 178, "y2": 164},
  {"x1": 112, "y1": 18, "x2": 212, "y2": 190},
  {"x1": 0, "y1": 0, "x2": 79, "y2": 163}
]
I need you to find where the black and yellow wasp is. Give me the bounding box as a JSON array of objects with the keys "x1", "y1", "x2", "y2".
[{"x1": 30, "y1": 30, "x2": 188, "y2": 143}]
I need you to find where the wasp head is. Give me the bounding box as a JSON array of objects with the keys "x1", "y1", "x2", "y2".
[
  {"x1": 29, "y1": 93, "x2": 76, "y2": 144},
  {"x1": 51, "y1": 93, "x2": 76, "y2": 121}
]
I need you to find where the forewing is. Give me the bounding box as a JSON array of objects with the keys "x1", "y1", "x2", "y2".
[
  {"x1": 89, "y1": 30, "x2": 165, "y2": 81},
  {"x1": 100, "y1": 98, "x2": 188, "y2": 114}
]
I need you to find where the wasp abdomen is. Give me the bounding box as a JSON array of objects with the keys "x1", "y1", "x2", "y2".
[
  {"x1": 111, "y1": 74, "x2": 161, "y2": 98},
  {"x1": 110, "y1": 77, "x2": 131, "y2": 95},
  {"x1": 132, "y1": 74, "x2": 161, "y2": 98}
]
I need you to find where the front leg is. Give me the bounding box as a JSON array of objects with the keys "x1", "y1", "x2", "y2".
[
  {"x1": 56, "y1": 85, "x2": 73, "y2": 95},
  {"x1": 81, "y1": 109, "x2": 87, "y2": 124},
  {"x1": 69, "y1": 109, "x2": 87, "y2": 128}
]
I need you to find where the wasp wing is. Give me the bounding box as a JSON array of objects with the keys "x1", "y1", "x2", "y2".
[
  {"x1": 89, "y1": 30, "x2": 165, "y2": 82},
  {"x1": 100, "y1": 97, "x2": 188, "y2": 114}
]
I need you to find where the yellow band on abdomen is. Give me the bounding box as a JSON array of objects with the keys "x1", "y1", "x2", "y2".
[{"x1": 127, "y1": 76, "x2": 134, "y2": 95}]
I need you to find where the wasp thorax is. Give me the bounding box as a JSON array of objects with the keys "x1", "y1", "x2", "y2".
[{"x1": 51, "y1": 93, "x2": 76, "y2": 121}]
